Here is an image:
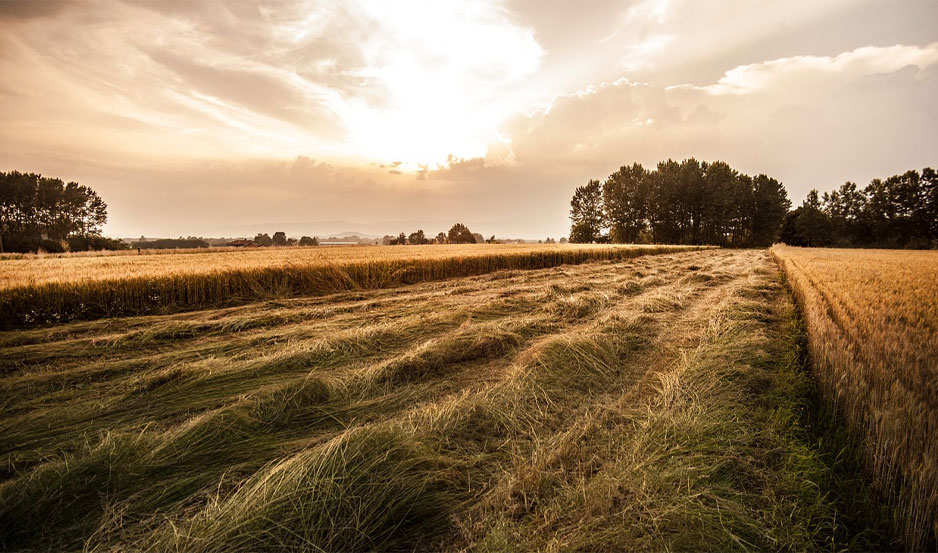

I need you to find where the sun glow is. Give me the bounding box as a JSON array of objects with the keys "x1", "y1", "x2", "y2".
[{"x1": 325, "y1": 0, "x2": 543, "y2": 165}]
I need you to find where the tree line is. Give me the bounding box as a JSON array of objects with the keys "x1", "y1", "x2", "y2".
[
  {"x1": 569, "y1": 159, "x2": 791, "y2": 247},
  {"x1": 382, "y1": 223, "x2": 486, "y2": 245},
  {"x1": 779, "y1": 168, "x2": 937, "y2": 249},
  {"x1": 132, "y1": 237, "x2": 209, "y2": 249},
  {"x1": 0, "y1": 171, "x2": 123, "y2": 253}
]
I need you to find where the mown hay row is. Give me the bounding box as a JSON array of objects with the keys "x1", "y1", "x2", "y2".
[
  {"x1": 0, "y1": 250, "x2": 719, "y2": 550},
  {"x1": 772, "y1": 245, "x2": 938, "y2": 550},
  {"x1": 0, "y1": 245, "x2": 706, "y2": 328}
]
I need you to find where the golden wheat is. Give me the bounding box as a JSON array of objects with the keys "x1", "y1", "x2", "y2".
[
  {"x1": 771, "y1": 245, "x2": 938, "y2": 550},
  {"x1": 0, "y1": 243, "x2": 707, "y2": 327}
]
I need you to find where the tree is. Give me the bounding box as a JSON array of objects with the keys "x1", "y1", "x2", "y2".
[
  {"x1": 435, "y1": 232, "x2": 447, "y2": 244},
  {"x1": 0, "y1": 171, "x2": 110, "y2": 253},
  {"x1": 447, "y1": 223, "x2": 475, "y2": 244},
  {"x1": 131, "y1": 238, "x2": 209, "y2": 249},
  {"x1": 821, "y1": 182, "x2": 866, "y2": 246},
  {"x1": 779, "y1": 208, "x2": 804, "y2": 246},
  {"x1": 923, "y1": 167, "x2": 938, "y2": 245},
  {"x1": 397, "y1": 232, "x2": 407, "y2": 245},
  {"x1": 569, "y1": 179, "x2": 604, "y2": 243},
  {"x1": 794, "y1": 190, "x2": 832, "y2": 247},
  {"x1": 647, "y1": 160, "x2": 684, "y2": 244},
  {"x1": 604, "y1": 164, "x2": 648, "y2": 243},
  {"x1": 272, "y1": 231, "x2": 287, "y2": 246},
  {"x1": 750, "y1": 174, "x2": 790, "y2": 246},
  {"x1": 254, "y1": 233, "x2": 273, "y2": 246},
  {"x1": 471, "y1": 232, "x2": 484, "y2": 244},
  {"x1": 408, "y1": 229, "x2": 428, "y2": 245},
  {"x1": 299, "y1": 236, "x2": 318, "y2": 246},
  {"x1": 569, "y1": 159, "x2": 792, "y2": 247},
  {"x1": 68, "y1": 235, "x2": 128, "y2": 251}
]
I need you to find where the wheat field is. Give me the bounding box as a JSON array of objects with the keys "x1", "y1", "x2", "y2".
[
  {"x1": 0, "y1": 248, "x2": 890, "y2": 551},
  {"x1": 772, "y1": 245, "x2": 938, "y2": 550},
  {"x1": 0, "y1": 244, "x2": 705, "y2": 328}
]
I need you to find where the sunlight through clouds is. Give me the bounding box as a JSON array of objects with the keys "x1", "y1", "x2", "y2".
[
  {"x1": 333, "y1": 0, "x2": 544, "y2": 163},
  {"x1": 0, "y1": 0, "x2": 936, "y2": 238}
]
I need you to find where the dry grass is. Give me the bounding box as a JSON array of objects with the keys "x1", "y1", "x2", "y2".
[
  {"x1": 772, "y1": 245, "x2": 938, "y2": 550},
  {"x1": 0, "y1": 243, "x2": 706, "y2": 328},
  {"x1": 0, "y1": 249, "x2": 887, "y2": 551},
  {"x1": 0, "y1": 244, "x2": 690, "y2": 289}
]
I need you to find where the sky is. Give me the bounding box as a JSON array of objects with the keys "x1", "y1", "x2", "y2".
[{"x1": 1, "y1": 0, "x2": 936, "y2": 239}]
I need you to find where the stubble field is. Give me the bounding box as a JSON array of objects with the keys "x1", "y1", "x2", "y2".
[{"x1": 1, "y1": 245, "x2": 930, "y2": 551}]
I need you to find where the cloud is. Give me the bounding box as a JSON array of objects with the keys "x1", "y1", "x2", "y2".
[
  {"x1": 0, "y1": 0, "x2": 543, "y2": 164},
  {"x1": 488, "y1": 44, "x2": 938, "y2": 203},
  {"x1": 0, "y1": 0, "x2": 75, "y2": 20},
  {"x1": 1, "y1": 1, "x2": 937, "y2": 240},
  {"x1": 145, "y1": 48, "x2": 344, "y2": 137}
]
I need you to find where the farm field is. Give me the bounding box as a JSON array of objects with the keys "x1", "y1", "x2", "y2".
[
  {"x1": 0, "y1": 243, "x2": 704, "y2": 328},
  {"x1": 0, "y1": 243, "x2": 688, "y2": 289},
  {"x1": 772, "y1": 246, "x2": 938, "y2": 550},
  {"x1": 0, "y1": 248, "x2": 892, "y2": 551}
]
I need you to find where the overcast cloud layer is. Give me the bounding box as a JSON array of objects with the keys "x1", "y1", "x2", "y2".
[{"x1": 1, "y1": 0, "x2": 936, "y2": 238}]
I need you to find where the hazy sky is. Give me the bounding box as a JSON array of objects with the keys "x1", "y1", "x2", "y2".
[{"x1": 1, "y1": 0, "x2": 936, "y2": 238}]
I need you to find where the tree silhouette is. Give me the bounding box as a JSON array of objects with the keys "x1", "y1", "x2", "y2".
[
  {"x1": 408, "y1": 229, "x2": 428, "y2": 245},
  {"x1": 604, "y1": 163, "x2": 648, "y2": 243},
  {"x1": 569, "y1": 179, "x2": 604, "y2": 243},
  {"x1": 793, "y1": 190, "x2": 832, "y2": 247},
  {"x1": 272, "y1": 231, "x2": 287, "y2": 246},
  {"x1": 447, "y1": 223, "x2": 475, "y2": 244},
  {"x1": 1, "y1": 171, "x2": 110, "y2": 252},
  {"x1": 569, "y1": 159, "x2": 793, "y2": 247}
]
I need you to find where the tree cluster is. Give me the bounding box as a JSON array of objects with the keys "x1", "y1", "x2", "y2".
[
  {"x1": 383, "y1": 223, "x2": 482, "y2": 245},
  {"x1": 0, "y1": 171, "x2": 114, "y2": 253},
  {"x1": 780, "y1": 168, "x2": 937, "y2": 249},
  {"x1": 131, "y1": 237, "x2": 209, "y2": 249},
  {"x1": 570, "y1": 159, "x2": 791, "y2": 247}
]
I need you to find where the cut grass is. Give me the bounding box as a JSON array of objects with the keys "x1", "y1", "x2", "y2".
[{"x1": 0, "y1": 249, "x2": 890, "y2": 551}]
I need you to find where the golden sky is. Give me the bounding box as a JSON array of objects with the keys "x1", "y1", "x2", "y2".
[{"x1": 1, "y1": 0, "x2": 936, "y2": 238}]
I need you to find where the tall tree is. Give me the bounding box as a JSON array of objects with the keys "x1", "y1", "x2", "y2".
[
  {"x1": 0, "y1": 171, "x2": 109, "y2": 252},
  {"x1": 750, "y1": 174, "x2": 790, "y2": 246},
  {"x1": 569, "y1": 179, "x2": 605, "y2": 243},
  {"x1": 604, "y1": 164, "x2": 648, "y2": 243},
  {"x1": 822, "y1": 181, "x2": 866, "y2": 246},
  {"x1": 272, "y1": 231, "x2": 287, "y2": 246},
  {"x1": 794, "y1": 190, "x2": 832, "y2": 247}
]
